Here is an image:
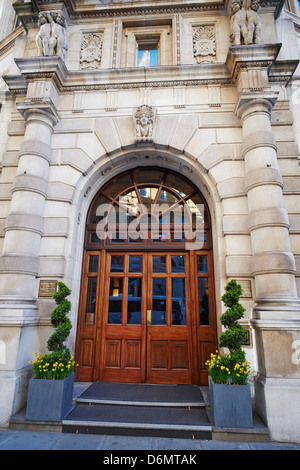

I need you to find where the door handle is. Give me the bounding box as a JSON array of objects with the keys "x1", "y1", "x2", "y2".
[{"x1": 147, "y1": 310, "x2": 151, "y2": 327}]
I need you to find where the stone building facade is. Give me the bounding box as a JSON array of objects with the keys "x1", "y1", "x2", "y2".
[{"x1": 0, "y1": 0, "x2": 300, "y2": 443}]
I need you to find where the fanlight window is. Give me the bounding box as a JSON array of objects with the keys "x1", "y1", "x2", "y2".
[{"x1": 86, "y1": 168, "x2": 210, "y2": 248}]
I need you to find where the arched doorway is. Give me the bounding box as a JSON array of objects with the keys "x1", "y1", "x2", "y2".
[{"x1": 75, "y1": 167, "x2": 217, "y2": 385}]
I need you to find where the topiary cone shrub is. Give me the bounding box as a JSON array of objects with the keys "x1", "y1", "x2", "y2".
[
  {"x1": 30, "y1": 282, "x2": 76, "y2": 380},
  {"x1": 206, "y1": 279, "x2": 252, "y2": 385},
  {"x1": 219, "y1": 279, "x2": 248, "y2": 364}
]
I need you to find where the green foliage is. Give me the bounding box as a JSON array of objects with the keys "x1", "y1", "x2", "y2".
[
  {"x1": 206, "y1": 279, "x2": 252, "y2": 384},
  {"x1": 30, "y1": 281, "x2": 75, "y2": 380},
  {"x1": 219, "y1": 279, "x2": 247, "y2": 361},
  {"x1": 47, "y1": 282, "x2": 72, "y2": 353}
]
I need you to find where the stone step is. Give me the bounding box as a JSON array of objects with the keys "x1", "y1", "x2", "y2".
[{"x1": 62, "y1": 403, "x2": 212, "y2": 439}]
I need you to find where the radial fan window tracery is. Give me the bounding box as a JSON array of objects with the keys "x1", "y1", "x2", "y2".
[{"x1": 86, "y1": 168, "x2": 210, "y2": 248}]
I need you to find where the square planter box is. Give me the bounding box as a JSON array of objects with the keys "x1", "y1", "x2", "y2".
[
  {"x1": 26, "y1": 372, "x2": 74, "y2": 422},
  {"x1": 209, "y1": 376, "x2": 253, "y2": 428}
]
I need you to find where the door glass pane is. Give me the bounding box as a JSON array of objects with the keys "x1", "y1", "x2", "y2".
[
  {"x1": 198, "y1": 278, "x2": 210, "y2": 325},
  {"x1": 152, "y1": 278, "x2": 166, "y2": 325},
  {"x1": 88, "y1": 255, "x2": 98, "y2": 273},
  {"x1": 171, "y1": 255, "x2": 185, "y2": 273},
  {"x1": 110, "y1": 255, "x2": 124, "y2": 272},
  {"x1": 129, "y1": 256, "x2": 143, "y2": 272},
  {"x1": 85, "y1": 277, "x2": 97, "y2": 324},
  {"x1": 108, "y1": 277, "x2": 123, "y2": 324},
  {"x1": 139, "y1": 187, "x2": 158, "y2": 208},
  {"x1": 127, "y1": 278, "x2": 142, "y2": 324},
  {"x1": 159, "y1": 190, "x2": 178, "y2": 205},
  {"x1": 102, "y1": 174, "x2": 133, "y2": 200},
  {"x1": 119, "y1": 191, "x2": 140, "y2": 215},
  {"x1": 152, "y1": 256, "x2": 166, "y2": 273},
  {"x1": 133, "y1": 170, "x2": 164, "y2": 185},
  {"x1": 197, "y1": 255, "x2": 208, "y2": 273},
  {"x1": 164, "y1": 174, "x2": 193, "y2": 198},
  {"x1": 171, "y1": 278, "x2": 186, "y2": 325},
  {"x1": 88, "y1": 194, "x2": 110, "y2": 224}
]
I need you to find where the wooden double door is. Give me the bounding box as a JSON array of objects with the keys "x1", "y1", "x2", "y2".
[{"x1": 76, "y1": 250, "x2": 217, "y2": 385}]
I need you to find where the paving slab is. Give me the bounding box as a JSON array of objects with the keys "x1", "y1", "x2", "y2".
[{"x1": 1, "y1": 429, "x2": 300, "y2": 451}]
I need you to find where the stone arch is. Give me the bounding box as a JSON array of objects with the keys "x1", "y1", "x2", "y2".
[{"x1": 67, "y1": 144, "x2": 224, "y2": 350}]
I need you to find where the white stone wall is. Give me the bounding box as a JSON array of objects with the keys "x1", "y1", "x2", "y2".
[{"x1": 0, "y1": 0, "x2": 300, "y2": 441}]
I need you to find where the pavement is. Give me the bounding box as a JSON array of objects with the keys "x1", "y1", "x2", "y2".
[{"x1": 0, "y1": 428, "x2": 300, "y2": 451}]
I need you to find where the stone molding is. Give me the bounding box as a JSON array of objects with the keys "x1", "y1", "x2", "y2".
[
  {"x1": 244, "y1": 166, "x2": 283, "y2": 192},
  {"x1": 18, "y1": 139, "x2": 52, "y2": 163},
  {"x1": 241, "y1": 130, "x2": 277, "y2": 156},
  {"x1": 15, "y1": 0, "x2": 285, "y2": 23},
  {"x1": 11, "y1": 174, "x2": 48, "y2": 198},
  {"x1": 5, "y1": 212, "x2": 44, "y2": 235},
  {"x1": 3, "y1": 45, "x2": 298, "y2": 99},
  {"x1": 251, "y1": 251, "x2": 296, "y2": 275},
  {"x1": 248, "y1": 206, "x2": 290, "y2": 231},
  {"x1": 0, "y1": 254, "x2": 40, "y2": 276}
]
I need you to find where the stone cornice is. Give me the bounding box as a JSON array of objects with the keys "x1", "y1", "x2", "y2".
[
  {"x1": 3, "y1": 43, "x2": 298, "y2": 96},
  {"x1": 0, "y1": 25, "x2": 24, "y2": 58},
  {"x1": 14, "y1": 0, "x2": 284, "y2": 27}
]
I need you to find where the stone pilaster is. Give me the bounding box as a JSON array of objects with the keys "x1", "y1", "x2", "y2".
[
  {"x1": 235, "y1": 79, "x2": 300, "y2": 442},
  {"x1": 0, "y1": 103, "x2": 58, "y2": 303},
  {"x1": 0, "y1": 70, "x2": 58, "y2": 426}
]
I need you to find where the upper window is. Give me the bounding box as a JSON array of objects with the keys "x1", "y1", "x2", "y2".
[
  {"x1": 138, "y1": 43, "x2": 159, "y2": 67},
  {"x1": 122, "y1": 24, "x2": 172, "y2": 67}
]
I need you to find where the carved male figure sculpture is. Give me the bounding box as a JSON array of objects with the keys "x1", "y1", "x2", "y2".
[
  {"x1": 229, "y1": 0, "x2": 261, "y2": 45},
  {"x1": 245, "y1": 0, "x2": 262, "y2": 44},
  {"x1": 36, "y1": 12, "x2": 55, "y2": 56},
  {"x1": 36, "y1": 11, "x2": 68, "y2": 58},
  {"x1": 229, "y1": 0, "x2": 247, "y2": 45},
  {"x1": 48, "y1": 11, "x2": 68, "y2": 58}
]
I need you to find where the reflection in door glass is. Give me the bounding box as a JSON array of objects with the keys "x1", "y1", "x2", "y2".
[
  {"x1": 171, "y1": 278, "x2": 186, "y2": 325},
  {"x1": 129, "y1": 256, "x2": 143, "y2": 272},
  {"x1": 88, "y1": 255, "x2": 98, "y2": 273},
  {"x1": 198, "y1": 278, "x2": 210, "y2": 325},
  {"x1": 85, "y1": 277, "x2": 97, "y2": 324},
  {"x1": 127, "y1": 278, "x2": 142, "y2": 324},
  {"x1": 108, "y1": 277, "x2": 123, "y2": 324},
  {"x1": 152, "y1": 278, "x2": 166, "y2": 324},
  {"x1": 110, "y1": 255, "x2": 124, "y2": 272},
  {"x1": 171, "y1": 256, "x2": 185, "y2": 273},
  {"x1": 197, "y1": 255, "x2": 208, "y2": 273},
  {"x1": 152, "y1": 256, "x2": 166, "y2": 273}
]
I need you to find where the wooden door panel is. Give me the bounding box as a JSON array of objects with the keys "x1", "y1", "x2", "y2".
[
  {"x1": 81, "y1": 339, "x2": 94, "y2": 367},
  {"x1": 77, "y1": 250, "x2": 217, "y2": 385},
  {"x1": 104, "y1": 339, "x2": 121, "y2": 368},
  {"x1": 171, "y1": 341, "x2": 189, "y2": 370},
  {"x1": 150, "y1": 341, "x2": 168, "y2": 369},
  {"x1": 99, "y1": 253, "x2": 146, "y2": 383},
  {"x1": 124, "y1": 340, "x2": 141, "y2": 368}
]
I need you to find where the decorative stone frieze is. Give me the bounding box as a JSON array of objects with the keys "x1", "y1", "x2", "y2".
[
  {"x1": 193, "y1": 25, "x2": 216, "y2": 64},
  {"x1": 80, "y1": 33, "x2": 102, "y2": 70}
]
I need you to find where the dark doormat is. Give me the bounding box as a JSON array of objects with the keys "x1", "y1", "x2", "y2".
[{"x1": 78, "y1": 382, "x2": 205, "y2": 405}]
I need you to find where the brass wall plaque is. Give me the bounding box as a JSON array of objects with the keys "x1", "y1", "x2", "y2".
[{"x1": 39, "y1": 280, "x2": 57, "y2": 297}]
